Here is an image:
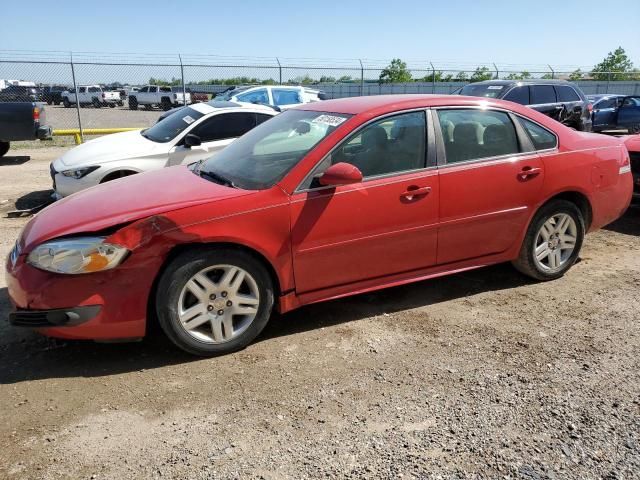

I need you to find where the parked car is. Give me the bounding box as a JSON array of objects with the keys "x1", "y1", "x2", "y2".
[
  {"x1": 50, "y1": 102, "x2": 277, "y2": 197},
  {"x1": 624, "y1": 135, "x2": 640, "y2": 199},
  {"x1": 128, "y1": 85, "x2": 191, "y2": 111},
  {"x1": 102, "y1": 85, "x2": 127, "y2": 105},
  {"x1": 187, "y1": 88, "x2": 209, "y2": 103},
  {"x1": 213, "y1": 85, "x2": 326, "y2": 109},
  {"x1": 588, "y1": 94, "x2": 640, "y2": 134},
  {"x1": 7, "y1": 95, "x2": 632, "y2": 356},
  {"x1": 458, "y1": 80, "x2": 593, "y2": 131},
  {"x1": 0, "y1": 85, "x2": 41, "y2": 102},
  {"x1": 40, "y1": 85, "x2": 67, "y2": 105},
  {"x1": 62, "y1": 85, "x2": 121, "y2": 108},
  {"x1": 0, "y1": 102, "x2": 52, "y2": 157}
]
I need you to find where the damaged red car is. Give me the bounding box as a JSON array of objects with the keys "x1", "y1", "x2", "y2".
[{"x1": 6, "y1": 95, "x2": 633, "y2": 356}]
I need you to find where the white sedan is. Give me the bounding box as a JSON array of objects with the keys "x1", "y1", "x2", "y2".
[{"x1": 51, "y1": 102, "x2": 278, "y2": 197}]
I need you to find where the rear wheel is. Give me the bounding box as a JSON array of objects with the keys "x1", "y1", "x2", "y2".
[
  {"x1": 161, "y1": 98, "x2": 172, "y2": 111},
  {"x1": 155, "y1": 248, "x2": 274, "y2": 357},
  {"x1": 0, "y1": 141, "x2": 9, "y2": 158},
  {"x1": 108, "y1": 103, "x2": 115, "y2": 108},
  {"x1": 512, "y1": 199, "x2": 584, "y2": 281},
  {"x1": 92, "y1": 98, "x2": 101, "y2": 108},
  {"x1": 128, "y1": 97, "x2": 138, "y2": 110},
  {"x1": 629, "y1": 124, "x2": 640, "y2": 134},
  {"x1": 63, "y1": 98, "x2": 70, "y2": 108}
]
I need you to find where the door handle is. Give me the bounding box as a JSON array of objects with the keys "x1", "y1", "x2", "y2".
[
  {"x1": 401, "y1": 185, "x2": 431, "y2": 201},
  {"x1": 518, "y1": 166, "x2": 542, "y2": 181}
]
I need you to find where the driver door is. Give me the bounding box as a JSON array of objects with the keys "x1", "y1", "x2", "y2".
[
  {"x1": 289, "y1": 110, "x2": 439, "y2": 294},
  {"x1": 167, "y1": 112, "x2": 259, "y2": 166}
]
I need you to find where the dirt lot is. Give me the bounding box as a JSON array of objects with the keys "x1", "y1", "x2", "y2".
[
  {"x1": 0, "y1": 147, "x2": 639, "y2": 479},
  {"x1": 43, "y1": 103, "x2": 164, "y2": 130}
]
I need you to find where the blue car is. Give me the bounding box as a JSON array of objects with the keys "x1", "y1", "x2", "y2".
[{"x1": 588, "y1": 94, "x2": 640, "y2": 133}]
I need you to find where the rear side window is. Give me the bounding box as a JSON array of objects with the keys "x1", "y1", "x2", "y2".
[
  {"x1": 256, "y1": 113, "x2": 273, "y2": 125},
  {"x1": 437, "y1": 109, "x2": 520, "y2": 163},
  {"x1": 192, "y1": 112, "x2": 257, "y2": 142},
  {"x1": 530, "y1": 85, "x2": 557, "y2": 104},
  {"x1": 88, "y1": 87, "x2": 100, "y2": 93},
  {"x1": 237, "y1": 89, "x2": 269, "y2": 104},
  {"x1": 555, "y1": 86, "x2": 580, "y2": 102},
  {"x1": 272, "y1": 89, "x2": 301, "y2": 106},
  {"x1": 519, "y1": 117, "x2": 557, "y2": 150},
  {"x1": 503, "y1": 86, "x2": 530, "y2": 105},
  {"x1": 595, "y1": 98, "x2": 617, "y2": 109}
]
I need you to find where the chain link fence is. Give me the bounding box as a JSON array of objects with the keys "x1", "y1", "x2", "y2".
[{"x1": 1, "y1": 52, "x2": 639, "y2": 138}]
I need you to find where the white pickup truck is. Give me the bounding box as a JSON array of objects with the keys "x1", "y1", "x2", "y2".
[
  {"x1": 61, "y1": 85, "x2": 121, "y2": 108},
  {"x1": 127, "y1": 85, "x2": 191, "y2": 111}
]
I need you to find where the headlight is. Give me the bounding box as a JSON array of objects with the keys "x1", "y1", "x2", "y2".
[
  {"x1": 27, "y1": 237, "x2": 128, "y2": 274},
  {"x1": 61, "y1": 166, "x2": 99, "y2": 179}
]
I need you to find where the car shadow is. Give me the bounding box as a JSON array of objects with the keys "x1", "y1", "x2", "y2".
[
  {"x1": 603, "y1": 203, "x2": 640, "y2": 236},
  {"x1": 0, "y1": 156, "x2": 31, "y2": 166},
  {"x1": 14, "y1": 189, "x2": 55, "y2": 211},
  {"x1": 0, "y1": 262, "x2": 532, "y2": 385}
]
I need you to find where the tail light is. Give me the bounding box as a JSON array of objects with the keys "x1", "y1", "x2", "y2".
[
  {"x1": 173, "y1": 93, "x2": 178, "y2": 100},
  {"x1": 587, "y1": 103, "x2": 593, "y2": 113},
  {"x1": 33, "y1": 106, "x2": 40, "y2": 123}
]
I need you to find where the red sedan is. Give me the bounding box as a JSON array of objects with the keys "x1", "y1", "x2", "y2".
[{"x1": 6, "y1": 95, "x2": 633, "y2": 356}]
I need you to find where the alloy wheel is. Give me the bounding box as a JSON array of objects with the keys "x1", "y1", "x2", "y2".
[
  {"x1": 177, "y1": 265, "x2": 260, "y2": 344},
  {"x1": 533, "y1": 213, "x2": 578, "y2": 272}
]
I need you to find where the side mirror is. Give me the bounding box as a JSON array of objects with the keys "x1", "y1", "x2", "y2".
[
  {"x1": 318, "y1": 162, "x2": 363, "y2": 187},
  {"x1": 184, "y1": 134, "x2": 201, "y2": 148}
]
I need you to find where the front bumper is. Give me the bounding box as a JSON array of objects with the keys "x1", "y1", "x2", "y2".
[
  {"x1": 50, "y1": 163, "x2": 100, "y2": 197},
  {"x1": 10, "y1": 305, "x2": 101, "y2": 327}
]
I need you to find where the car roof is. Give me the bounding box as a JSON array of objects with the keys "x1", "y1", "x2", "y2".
[
  {"x1": 295, "y1": 94, "x2": 536, "y2": 116},
  {"x1": 190, "y1": 101, "x2": 278, "y2": 115},
  {"x1": 468, "y1": 79, "x2": 575, "y2": 86}
]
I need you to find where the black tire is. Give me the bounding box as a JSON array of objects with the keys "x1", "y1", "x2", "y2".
[
  {"x1": 108, "y1": 103, "x2": 115, "y2": 108},
  {"x1": 0, "y1": 141, "x2": 9, "y2": 158},
  {"x1": 92, "y1": 98, "x2": 101, "y2": 108},
  {"x1": 117, "y1": 101, "x2": 123, "y2": 107},
  {"x1": 128, "y1": 97, "x2": 138, "y2": 110},
  {"x1": 54, "y1": 100, "x2": 61, "y2": 106},
  {"x1": 161, "y1": 98, "x2": 172, "y2": 111},
  {"x1": 629, "y1": 124, "x2": 640, "y2": 134},
  {"x1": 155, "y1": 248, "x2": 274, "y2": 357},
  {"x1": 512, "y1": 199, "x2": 585, "y2": 281},
  {"x1": 47, "y1": 99, "x2": 52, "y2": 105},
  {"x1": 63, "y1": 98, "x2": 70, "y2": 108}
]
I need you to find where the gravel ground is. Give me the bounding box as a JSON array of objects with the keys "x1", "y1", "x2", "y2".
[{"x1": 0, "y1": 147, "x2": 639, "y2": 479}]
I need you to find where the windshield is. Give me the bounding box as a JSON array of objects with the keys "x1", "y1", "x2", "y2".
[
  {"x1": 459, "y1": 84, "x2": 506, "y2": 98},
  {"x1": 198, "y1": 109, "x2": 351, "y2": 190},
  {"x1": 141, "y1": 107, "x2": 204, "y2": 143},
  {"x1": 214, "y1": 88, "x2": 247, "y2": 101}
]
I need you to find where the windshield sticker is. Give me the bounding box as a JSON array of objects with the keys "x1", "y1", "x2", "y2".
[
  {"x1": 312, "y1": 114, "x2": 347, "y2": 127},
  {"x1": 487, "y1": 86, "x2": 503, "y2": 90},
  {"x1": 183, "y1": 115, "x2": 195, "y2": 124}
]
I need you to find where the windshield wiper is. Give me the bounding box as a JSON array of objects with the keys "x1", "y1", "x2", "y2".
[{"x1": 199, "y1": 169, "x2": 236, "y2": 188}]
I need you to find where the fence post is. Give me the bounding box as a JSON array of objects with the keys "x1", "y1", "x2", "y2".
[
  {"x1": 276, "y1": 57, "x2": 282, "y2": 85},
  {"x1": 359, "y1": 59, "x2": 364, "y2": 96},
  {"x1": 430, "y1": 62, "x2": 435, "y2": 94},
  {"x1": 606, "y1": 72, "x2": 611, "y2": 94},
  {"x1": 492, "y1": 63, "x2": 499, "y2": 80},
  {"x1": 547, "y1": 65, "x2": 554, "y2": 79},
  {"x1": 69, "y1": 52, "x2": 83, "y2": 143},
  {"x1": 179, "y1": 54, "x2": 187, "y2": 106}
]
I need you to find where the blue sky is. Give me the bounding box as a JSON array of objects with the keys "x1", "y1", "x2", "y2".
[{"x1": 1, "y1": 0, "x2": 638, "y2": 70}]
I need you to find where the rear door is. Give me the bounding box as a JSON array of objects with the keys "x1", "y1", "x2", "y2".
[
  {"x1": 616, "y1": 97, "x2": 640, "y2": 128},
  {"x1": 435, "y1": 108, "x2": 545, "y2": 264},
  {"x1": 529, "y1": 85, "x2": 560, "y2": 120},
  {"x1": 592, "y1": 97, "x2": 618, "y2": 129}
]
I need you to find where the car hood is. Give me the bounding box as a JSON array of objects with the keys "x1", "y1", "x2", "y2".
[
  {"x1": 624, "y1": 134, "x2": 640, "y2": 153},
  {"x1": 19, "y1": 166, "x2": 253, "y2": 252},
  {"x1": 56, "y1": 130, "x2": 162, "y2": 168}
]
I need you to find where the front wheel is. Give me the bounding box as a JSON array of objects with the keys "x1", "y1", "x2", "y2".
[
  {"x1": 63, "y1": 98, "x2": 70, "y2": 108},
  {"x1": 155, "y1": 248, "x2": 274, "y2": 357},
  {"x1": 128, "y1": 98, "x2": 138, "y2": 110},
  {"x1": 629, "y1": 124, "x2": 640, "y2": 134},
  {"x1": 512, "y1": 199, "x2": 585, "y2": 281},
  {"x1": 0, "y1": 141, "x2": 9, "y2": 158}
]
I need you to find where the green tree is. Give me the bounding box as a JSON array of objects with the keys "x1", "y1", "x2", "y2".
[
  {"x1": 592, "y1": 47, "x2": 634, "y2": 80},
  {"x1": 569, "y1": 69, "x2": 584, "y2": 81},
  {"x1": 470, "y1": 66, "x2": 493, "y2": 82},
  {"x1": 454, "y1": 71, "x2": 468, "y2": 82},
  {"x1": 319, "y1": 75, "x2": 336, "y2": 83},
  {"x1": 379, "y1": 58, "x2": 412, "y2": 84},
  {"x1": 505, "y1": 71, "x2": 532, "y2": 80},
  {"x1": 338, "y1": 75, "x2": 353, "y2": 82}
]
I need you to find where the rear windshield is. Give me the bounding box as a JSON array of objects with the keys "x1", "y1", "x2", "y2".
[
  {"x1": 460, "y1": 84, "x2": 505, "y2": 98},
  {"x1": 141, "y1": 107, "x2": 205, "y2": 143}
]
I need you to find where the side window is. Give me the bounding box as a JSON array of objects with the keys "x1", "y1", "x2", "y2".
[
  {"x1": 192, "y1": 112, "x2": 256, "y2": 142},
  {"x1": 328, "y1": 111, "x2": 426, "y2": 178},
  {"x1": 595, "y1": 98, "x2": 616, "y2": 109},
  {"x1": 622, "y1": 97, "x2": 640, "y2": 107},
  {"x1": 555, "y1": 85, "x2": 580, "y2": 102},
  {"x1": 530, "y1": 85, "x2": 557, "y2": 104},
  {"x1": 160, "y1": 87, "x2": 172, "y2": 93},
  {"x1": 272, "y1": 89, "x2": 301, "y2": 106},
  {"x1": 139, "y1": 86, "x2": 149, "y2": 93},
  {"x1": 79, "y1": 87, "x2": 86, "y2": 93},
  {"x1": 437, "y1": 109, "x2": 520, "y2": 164},
  {"x1": 503, "y1": 86, "x2": 530, "y2": 105},
  {"x1": 519, "y1": 117, "x2": 557, "y2": 150},
  {"x1": 237, "y1": 89, "x2": 269, "y2": 105},
  {"x1": 255, "y1": 113, "x2": 273, "y2": 125},
  {"x1": 88, "y1": 87, "x2": 100, "y2": 93}
]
